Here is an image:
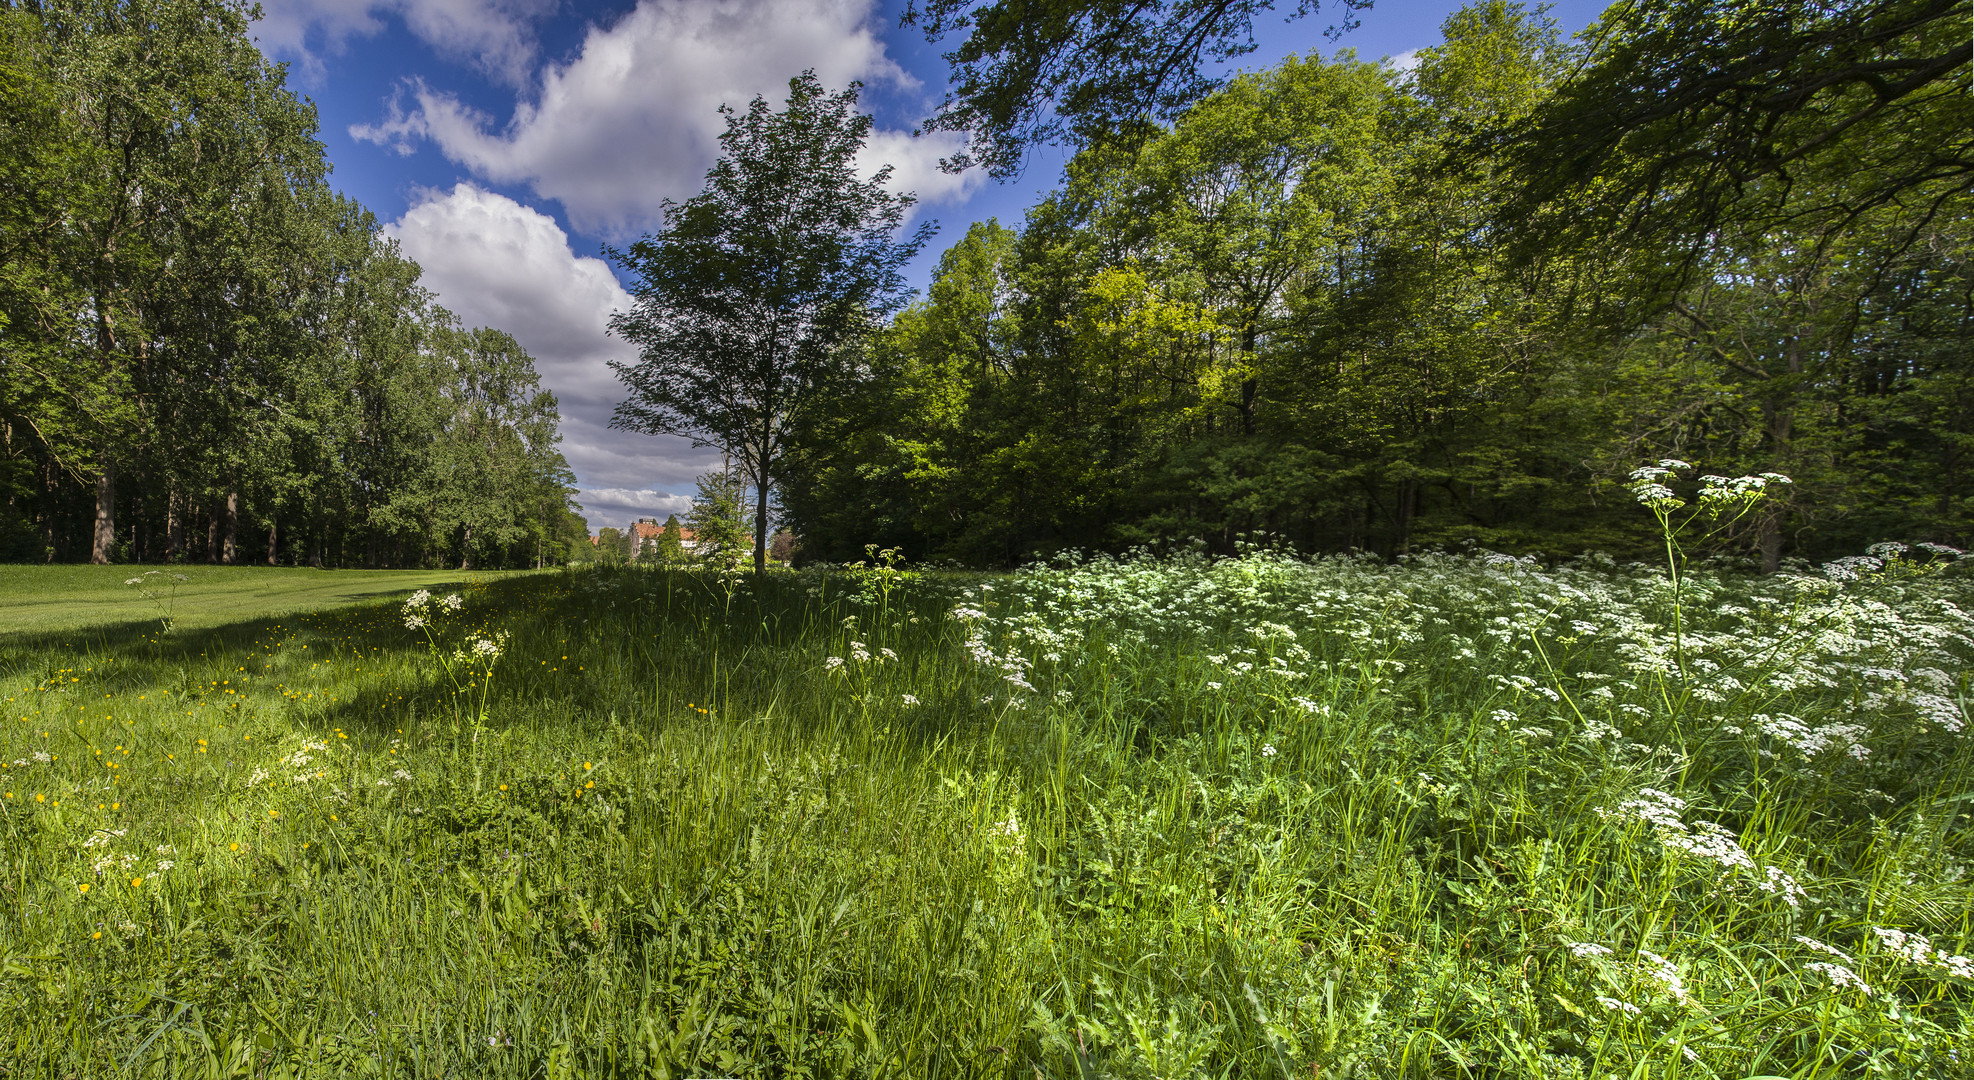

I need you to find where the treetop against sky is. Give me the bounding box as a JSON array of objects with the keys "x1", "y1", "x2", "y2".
[{"x1": 255, "y1": 0, "x2": 1609, "y2": 533}]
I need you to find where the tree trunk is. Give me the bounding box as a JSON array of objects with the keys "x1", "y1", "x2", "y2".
[
  {"x1": 753, "y1": 475, "x2": 769, "y2": 574},
  {"x1": 1759, "y1": 371, "x2": 1796, "y2": 575},
  {"x1": 207, "y1": 505, "x2": 219, "y2": 563},
  {"x1": 165, "y1": 492, "x2": 182, "y2": 561},
  {"x1": 91, "y1": 465, "x2": 115, "y2": 564},
  {"x1": 1756, "y1": 511, "x2": 1783, "y2": 575},
  {"x1": 1238, "y1": 324, "x2": 1259, "y2": 436},
  {"x1": 460, "y1": 525, "x2": 473, "y2": 571},
  {"x1": 222, "y1": 492, "x2": 238, "y2": 564},
  {"x1": 267, "y1": 514, "x2": 278, "y2": 566}
]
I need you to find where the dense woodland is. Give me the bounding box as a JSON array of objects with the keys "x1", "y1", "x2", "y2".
[
  {"x1": 0, "y1": 0, "x2": 584, "y2": 568},
  {"x1": 3, "y1": 0, "x2": 1968, "y2": 571},
  {"x1": 781, "y1": 0, "x2": 1974, "y2": 570}
]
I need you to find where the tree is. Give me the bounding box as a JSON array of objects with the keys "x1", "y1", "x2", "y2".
[
  {"x1": 902, "y1": 0, "x2": 1371, "y2": 176},
  {"x1": 684, "y1": 470, "x2": 748, "y2": 569},
  {"x1": 1498, "y1": 0, "x2": 1971, "y2": 299},
  {"x1": 608, "y1": 71, "x2": 932, "y2": 574},
  {"x1": 0, "y1": 0, "x2": 325, "y2": 564},
  {"x1": 592, "y1": 527, "x2": 627, "y2": 564},
  {"x1": 654, "y1": 514, "x2": 687, "y2": 564}
]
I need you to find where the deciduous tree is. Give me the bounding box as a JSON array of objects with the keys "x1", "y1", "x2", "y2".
[{"x1": 608, "y1": 72, "x2": 932, "y2": 573}]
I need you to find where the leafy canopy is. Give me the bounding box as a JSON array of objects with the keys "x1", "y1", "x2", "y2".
[
  {"x1": 607, "y1": 71, "x2": 932, "y2": 571},
  {"x1": 1498, "y1": 0, "x2": 1971, "y2": 273},
  {"x1": 902, "y1": 0, "x2": 1371, "y2": 177}
]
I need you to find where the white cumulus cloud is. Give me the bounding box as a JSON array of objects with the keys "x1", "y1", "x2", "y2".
[
  {"x1": 255, "y1": 0, "x2": 557, "y2": 86},
  {"x1": 383, "y1": 183, "x2": 719, "y2": 530},
  {"x1": 351, "y1": 0, "x2": 981, "y2": 236}
]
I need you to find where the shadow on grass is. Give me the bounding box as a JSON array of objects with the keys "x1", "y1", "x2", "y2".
[
  {"x1": 0, "y1": 568, "x2": 998, "y2": 760},
  {"x1": 0, "y1": 602, "x2": 468, "y2": 735}
]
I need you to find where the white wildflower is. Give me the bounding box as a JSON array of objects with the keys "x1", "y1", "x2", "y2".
[{"x1": 1805, "y1": 962, "x2": 1874, "y2": 996}]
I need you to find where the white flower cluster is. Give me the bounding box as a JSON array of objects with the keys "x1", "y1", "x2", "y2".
[
  {"x1": 279, "y1": 739, "x2": 332, "y2": 784},
  {"x1": 1697, "y1": 472, "x2": 1791, "y2": 505},
  {"x1": 1748, "y1": 713, "x2": 1870, "y2": 761},
  {"x1": 1910, "y1": 692, "x2": 1966, "y2": 733},
  {"x1": 1599, "y1": 788, "x2": 1805, "y2": 907},
  {"x1": 825, "y1": 641, "x2": 900, "y2": 673},
  {"x1": 1636, "y1": 950, "x2": 1690, "y2": 1004},
  {"x1": 92, "y1": 850, "x2": 139, "y2": 875},
  {"x1": 402, "y1": 589, "x2": 464, "y2": 630},
  {"x1": 1873, "y1": 926, "x2": 1974, "y2": 981},
  {"x1": 1821, "y1": 555, "x2": 1886, "y2": 582},
  {"x1": 1627, "y1": 460, "x2": 1692, "y2": 508},
  {"x1": 1805, "y1": 961, "x2": 1874, "y2": 995},
  {"x1": 1565, "y1": 941, "x2": 1689, "y2": 1008}
]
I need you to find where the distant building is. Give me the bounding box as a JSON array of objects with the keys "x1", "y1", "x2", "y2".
[
  {"x1": 619, "y1": 516, "x2": 699, "y2": 558},
  {"x1": 587, "y1": 517, "x2": 702, "y2": 559}
]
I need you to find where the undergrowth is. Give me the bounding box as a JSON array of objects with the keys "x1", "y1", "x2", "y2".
[{"x1": 1, "y1": 536, "x2": 1971, "y2": 1077}]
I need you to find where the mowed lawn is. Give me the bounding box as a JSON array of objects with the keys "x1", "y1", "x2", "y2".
[{"x1": 0, "y1": 564, "x2": 531, "y2": 639}]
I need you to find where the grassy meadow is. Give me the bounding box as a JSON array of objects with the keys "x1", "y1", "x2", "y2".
[
  {"x1": 1, "y1": 548, "x2": 1972, "y2": 1078},
  {"x1": 0, "y1": 565, "x2": 521, "y2": 639}
]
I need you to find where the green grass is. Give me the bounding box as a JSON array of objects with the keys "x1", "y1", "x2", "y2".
[
  {"x1": 0, "y1": 554, "x2": 1971, "y2": 1078},
  {"x1": 0, "y1": 565, "x2": 529, "y2": 638}
]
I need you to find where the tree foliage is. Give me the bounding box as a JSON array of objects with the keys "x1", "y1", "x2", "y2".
[
  {"x1": 902, "y1": 0, "x2": 1371, "y2": 176},
  {"x1": 0, "y1": 0, "x2": 579, "y2": 567},
  {"x1": 785, "y1": 0, "x2": 1974, "y2": 569},
  {"x1": 1499, "y1": 0, "x2": 1971, "y2": 275},
  {"x1": 608, "y1": 72, "x2": 932, "y2": 573}
]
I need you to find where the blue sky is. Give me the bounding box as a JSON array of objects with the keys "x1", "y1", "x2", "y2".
[{"x1": 251, "y1": 0, "x2": 1612, "y2": 532}]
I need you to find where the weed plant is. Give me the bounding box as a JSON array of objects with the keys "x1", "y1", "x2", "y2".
[{"x1": 1, "y1": 522, "x2": 1972, "y2": 1076}]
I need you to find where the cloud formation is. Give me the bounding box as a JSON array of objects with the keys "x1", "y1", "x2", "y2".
[
  {"x1": 256, "y1": 0, "x2": 556, "y2": 86},
  {"x1": 577, "y1": 489, "x2": 693, "y2": 520},
  {"x1": 383, "y1": 184, "x2": 719, "y2": 531},
  {"x1": 352, "y1": 0, "x2": 981, "y2": 236}
]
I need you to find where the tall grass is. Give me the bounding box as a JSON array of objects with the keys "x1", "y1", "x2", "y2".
[{"x1": 0, "y1": 543, "x2": 1970, "y2": 1078}]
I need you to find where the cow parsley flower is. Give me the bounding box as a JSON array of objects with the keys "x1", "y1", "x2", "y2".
[{"x1": 1805, "y1": 961, "x2": 1873, "y2": 996}]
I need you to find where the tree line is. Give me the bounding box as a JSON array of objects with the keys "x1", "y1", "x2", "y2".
[
  {"x1": 0, "y1": 0, "x2": 583, "y2": 568},
  {"x1": 761, "y1": 0, "x2": 1972, "y2": 569}
]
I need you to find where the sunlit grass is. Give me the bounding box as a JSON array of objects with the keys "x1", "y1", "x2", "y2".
[
  {"x1": 0, "y1": 564, "x2": 529, "y2": 638},
  {"x1": 0, "y1": 552, "x2": 1970, "y2": 1078}
]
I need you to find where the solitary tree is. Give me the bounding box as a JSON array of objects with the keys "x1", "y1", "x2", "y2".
[
  {"x1": 608, "y1": 71, "x2": 933, "y2": 574},
  {"x1": 684, "y1": 469, "x2": 749, "y2": 569}
]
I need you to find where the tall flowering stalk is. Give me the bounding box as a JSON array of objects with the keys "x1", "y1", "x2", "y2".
[
  {"x1": 124, "y1": 571, "x2": 188, "y2": 651},
  {"x1": 402, "y1": 589, "x2": 508, "y2": 789},
  {"x1": 1627, "y1": 461, "x2": 1789, "y2": 684},
  {"x1": 848, "y1": 544, "x2": 913, "y2": 638}
]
